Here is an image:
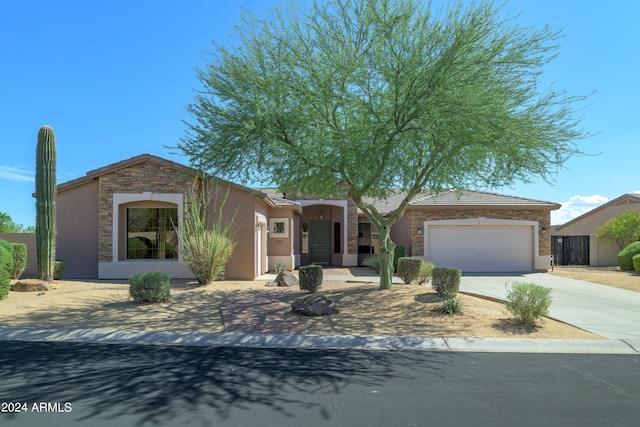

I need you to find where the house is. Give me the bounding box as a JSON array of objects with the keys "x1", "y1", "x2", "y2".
[
  {"x1": 551, "y1": 194, "x2": 640, "y2": 266},
  {"x1": 54, "y1": 154, "x2": 298, "y2": 280},
  {"x1": 52, "y1": 154, "x2": 559, "y2": 279}
]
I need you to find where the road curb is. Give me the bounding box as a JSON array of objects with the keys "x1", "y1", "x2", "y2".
[{"x1": 1, "y1": 326, "x2": 638, "y2": 354}]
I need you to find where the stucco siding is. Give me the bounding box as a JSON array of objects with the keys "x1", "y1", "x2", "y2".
[
  {"x1": 555, "y1": 202, "x2": 640, "y2": 235},
  {"x1": 212, "y1": 184, "x2": 258, "y2": 280},
  {"x1": 57, "y1": 179, "x2": 99, "y2": 278},
  {"x1": 390, "y1": 214, "x2": 411, "y2": 256}
]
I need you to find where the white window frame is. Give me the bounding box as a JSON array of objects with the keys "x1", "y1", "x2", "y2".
[{"x1": 269, "y1": 218, "x2": 289, "y2": 238}]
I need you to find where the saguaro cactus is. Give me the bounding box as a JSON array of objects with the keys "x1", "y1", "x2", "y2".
[{"x1": 36, "y1": 125, "x2": 57, "y2": 281}]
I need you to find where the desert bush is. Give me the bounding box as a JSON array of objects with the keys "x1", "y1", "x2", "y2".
[
  {"x1": 397, "y1": 257, "x2": 422, "y2": 284},
  {"x1": 274, "y1": 263, "x2": 284, "y2": 274},
  {"x1": 393, "y1": 245, "x2": 405, "y2": 272},
  {"x1": 633, "y1": 254, "x2": 640, "y2": 274},
  {"x1": 417, "y1": 260, "x2": 435, "y2": 286},
  {"x1": 362, "y1": 255, "x2": 380, "y2": 273},
  {"x1": 0, "y1": 244, "x2": 12, "y2": 300},
  {"x1": 435, "y1": 295, "x2": 463, "y2": 316},
  {"x1": 504, "y1": 281, "x2": 552, "y2": 328},
  {"x1": 617, "y1": 241, "x2": 640, "y2": 271},
  {"x1": 10, "y1": 243, "x2": 27, "y2": 279},
  {"x1": 179, "y1": 181, "x2": 237, "y2": 285},
  {"x1": 129, "y1": 272, "x2": 171, "y2": 303},
  {"x1": 431, "y1": 267, "x2": 461, "y2": 296},
  {"x1": 54, "y1": 260, "x2": 65, "y2": 280},
  {"x1": 299, "y1": 265, "x2": 323, "y2": 293}
]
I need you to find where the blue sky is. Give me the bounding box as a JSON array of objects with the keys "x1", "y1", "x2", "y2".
[{"x1": 1, "y1": 0, "x2": 638, "y2": 228}]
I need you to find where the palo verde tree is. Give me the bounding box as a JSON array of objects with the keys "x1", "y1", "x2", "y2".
[
  {"x1": 596, "y1": 209, "x2": 640, "y2": 250},
  {"x1": 178, "y1": 0, "x2": 589, "y2": 289},
  {"x1": 0, "y1": 212, "x2": 33, "y2": 233},
  {"x1": 36, "y1": 125, "x2": 57, "y2": 281}
]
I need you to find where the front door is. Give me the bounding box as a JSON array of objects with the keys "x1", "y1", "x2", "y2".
[{"x1": 310, "y1": 220, "x2": 331, "y2": 264}]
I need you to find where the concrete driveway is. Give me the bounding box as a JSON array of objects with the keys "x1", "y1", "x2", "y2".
[{"x1": 460, "y1": 273, "x2": 640, "y2": 340}]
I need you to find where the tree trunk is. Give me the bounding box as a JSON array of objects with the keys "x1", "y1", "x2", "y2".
[{"x1": 378, "y1": 224, "x2": 396, "y2": 290}]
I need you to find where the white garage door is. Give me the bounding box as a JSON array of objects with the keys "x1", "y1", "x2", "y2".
[{"x1": 426, "y1": 225, "x2": 533, "y2": 272}]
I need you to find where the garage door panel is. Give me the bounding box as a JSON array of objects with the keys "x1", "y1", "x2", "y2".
[{"x1": 426, "y1": 225, "x2": 532, "y2": 272}]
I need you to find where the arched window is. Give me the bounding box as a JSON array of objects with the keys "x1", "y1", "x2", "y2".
[{"x1": 126, "y1": 207, "x2": 178, "y2": 260}]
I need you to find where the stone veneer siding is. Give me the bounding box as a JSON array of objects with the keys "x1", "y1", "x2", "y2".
[
  {"x1": 409, "y1": 208, "x2": 551, "y2": 258},
  {"x1": 346, "y1": 199, "x2": 358, "y2": 255},
  {"x1": 98, "y1": 163, "x2": 195, "y2": 262}
]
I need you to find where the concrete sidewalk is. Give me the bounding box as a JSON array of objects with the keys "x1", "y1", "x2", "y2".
[{"x1": 1, "y1": 325, "x2": 639, "y2": 354}]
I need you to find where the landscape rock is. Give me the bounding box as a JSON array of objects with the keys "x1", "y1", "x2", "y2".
[
  {"x1": 291, "y1": 294, "x2": 339, "y2": 316},
  {"x1": 275, "y1": 271, "x2": 299, "y2": 287},
  {"x1": 11, "y1": 279, "x2": 57, "y2": 292}
]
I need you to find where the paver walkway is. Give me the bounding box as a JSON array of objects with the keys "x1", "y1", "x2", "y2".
[{"x1": 220, "y1": 280, "x2": 360, "y2": 334}]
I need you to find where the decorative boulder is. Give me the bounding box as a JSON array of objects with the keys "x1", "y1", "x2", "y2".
[
  {"x1": 291, "y1": 294, "x2": 339, "y2": 316},
  {"x1": 11, "y1": 279, "x2": 57, "y2": 292},
  {"x1": 275, "y1": 270, "x2": 299, "y2": 287}
]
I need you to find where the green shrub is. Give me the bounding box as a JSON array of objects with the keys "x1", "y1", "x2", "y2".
[
  {"x1": 362, "y1": 255, "x2": 380, "y2": 273},
  {"x1": 299, "y1": 265, "x2": 323, "y2": 294},
  {"x1": 0, "y1": 239, "x2": 14, "y2": 267},
  {"x1": 129, "y1": 272, "x2": 171, "y2": 303},
  {"x1": 54, "y1": 260, "x2": 65, "y2": 280},
  {"x1": 417, "y1": 260, "x2": 435, "y2": 286},
  {"x1": 617, "y1": 242, "x2": 640, "y2": 271},
  {"x1": 431, "y1": 267, "x2": 461, "y2": 297},
  {"x1": 397, "y1": 257, "x2": 422, "y2": 284},
  {"x1": 393, "y1": 245, "x2": 405, "y2": 272},
  {"x1": 435, "y1": 295, "x2": 463, "y2": 316},
  {"x1": 504, "y1": 281, "x2": 552, "y2": 328},
  {"x1": 0, "y1": 240, "x2": 27, "y2": 280},
  {"x1": 633, "y1": 254, "x2": 640, "y2": 274},
  {"x1": 10, "y1": 243, "x2": 27, "y2": 280},
  {"x1": 0, "y1": 245, "x2": 12, "y2": 300},
  {"x1": 0, "y1": 268, "x2": 9, "y2": 300}
]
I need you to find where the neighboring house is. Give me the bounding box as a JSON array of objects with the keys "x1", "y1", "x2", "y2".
[
  {"x1": 46, "y1": 154, "x2": 558, "y2": 279},
  {"x1": 551, "y1": 194, "x2": 640, "y2": 266}
]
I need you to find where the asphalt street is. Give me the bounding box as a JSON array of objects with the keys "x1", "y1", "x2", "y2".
[{"x1": 1, "y1": 341, "x2": 639, "y2": 427}]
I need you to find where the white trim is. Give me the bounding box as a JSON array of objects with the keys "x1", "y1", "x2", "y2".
[
  {"x1": 256, "y1": 213, "x2": 267, "y2": 275},
  {"x1": 269, "y1": 217, "x2": 289, "y2": 238},
  {"x1": 99, "y1": 260, "x2": 194, "y2": 279},
  {"x1": 100, "y1": 192, "x2": 187, "y2": 279},
  {"x1": 342, "y1": 253, "x2": 358, "y2": 267}
]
